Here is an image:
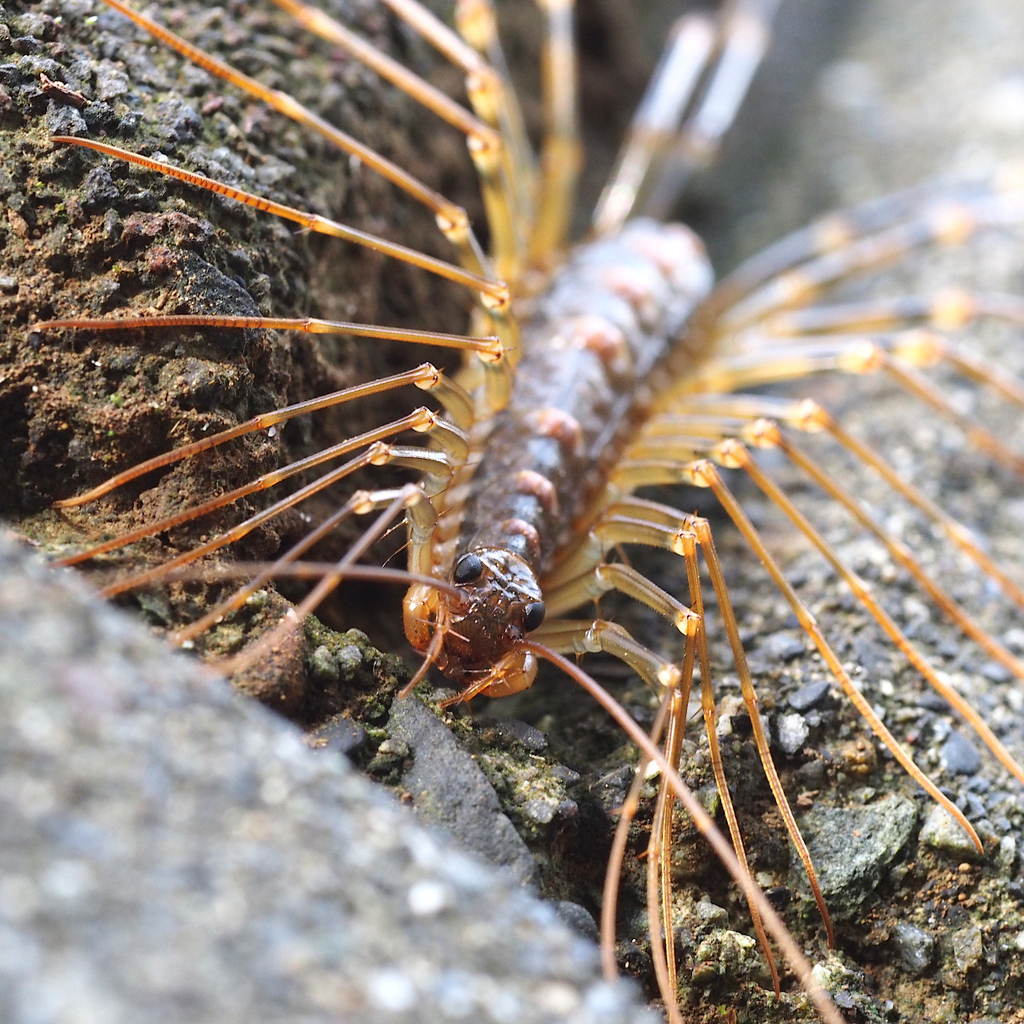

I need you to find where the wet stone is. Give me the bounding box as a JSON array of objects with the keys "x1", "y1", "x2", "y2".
[
  {"x1": 789, "y1": 679, "x2": 832, "y2": 711},
  {"x1": 940, "y1": 730, "x2": 982, "y2": 776},
  {"x1": 919, "y1": 805, "x2": 982, "y2": 860},
  {"x1": 794, "y1": 795, "x2": 918, "y2": 918},
  {"x1": 775, "y1": 712, "x2": 810, "y2": 755},
  {"x1": 892, "y1": 921, "x2": 935, "y2": 974}
]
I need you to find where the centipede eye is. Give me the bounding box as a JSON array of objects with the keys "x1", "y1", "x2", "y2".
[
  {"x1": 523, "y1": 601, "x2": 546, "y2": 632},
  {"x1": 453, "y1": 552, "x2": 484, "y2": 585}
]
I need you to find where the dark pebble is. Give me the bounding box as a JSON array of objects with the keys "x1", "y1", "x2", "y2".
[
  {"x1": 788, "y1": 680, "x2": 832, "y2": 711},
  {"x1": 917, "y1": 689, "x2": 951, "y2": 711},
  {"x1": 981, "y1": 660, "x2": 1013, "y2": 683},
  {"x1": 486, "y1": 717, "x2": 548, "y2": 752},
  {"x1": 388, "y1": 696, "x2": 538, "y2": 887},
  {"x1": 760, "y1": 632, "x2": 806, "y2": 662},
  {"x1": 940, "y1": 730, "x2": 981, "y2": 776},
  {"x1": 44, "y1": 101, "x2": 86, "y2": 136},
  {"x1": 82, "y1": 166, "x2": 121, "y2": 212},
  {"x1": 554, "y1": 901, "x2": 599, "y2": 942}
]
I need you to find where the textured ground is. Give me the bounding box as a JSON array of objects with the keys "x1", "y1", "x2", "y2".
[{"x1": 3, "y1": 1, "x2": 1024, "y2": 1023}]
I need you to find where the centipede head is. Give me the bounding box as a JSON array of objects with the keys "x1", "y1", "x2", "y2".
[{"x1": 403, "y1": 548, "x2": 546, "y2": 699}]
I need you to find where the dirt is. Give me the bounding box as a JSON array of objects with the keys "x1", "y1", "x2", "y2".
[{"x1": 5, "y1": 1, "x2": 1024, "y2": 1023}]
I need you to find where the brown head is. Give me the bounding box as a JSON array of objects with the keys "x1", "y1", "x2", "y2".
[{"x1": 403, "y1": 547, "x2": 546, "y2": 698}]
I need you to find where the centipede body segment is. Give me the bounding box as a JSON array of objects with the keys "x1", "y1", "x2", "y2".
[{"x1": 4, "y1": 0, "x2": 1024, "y2": 1021}]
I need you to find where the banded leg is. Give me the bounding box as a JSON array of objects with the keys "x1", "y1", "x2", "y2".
[
  {"x1": 527, "y1": 0, "x2": 583, "y2": 267},
  {"x1": 706, "y1": 186, "x2": 1024, "y2": 330},
  {"x1": 95, "y1": 0, "x2": 490, "y2": 276},
  {"x1": 631, "y1": 411, "x2": 1024, "y2": 787},
  {"x1": 265, "y1": 0, "x2": 524, "y2": 271},
  {"x1": 592, "y1": 13, "x2": 718, "y2": 236},
  {"x1": 665, "y1": 336, "x2": 1024, "y2": 478},
  {"x1": 523, "y1": 644, "x2": 845, "y2": 1024},
  {"x1": 536, "y1": 617, "x2": 696, "y2": 1022},
  {"x1": 640, "y1": 0, "x2": 781, "y2": 220},
  {"x1": 658, "y1": 392, "x2": 1024, "y2": 615},
  {"x1": 543, "y1": 504, "x2": 836, "y2": 969}
]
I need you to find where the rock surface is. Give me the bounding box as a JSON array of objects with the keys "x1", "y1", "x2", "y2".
[{"x1": 0, "y1": 533, "x2": 656, "y2": 1024}]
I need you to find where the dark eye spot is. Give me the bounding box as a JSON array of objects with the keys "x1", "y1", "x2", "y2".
[
  {"x1": 453, "y1": 552, "x2": 484, "y2": 585},
  {"x1": 523, "y1": 601, "x2": 546, "y2": 632}
]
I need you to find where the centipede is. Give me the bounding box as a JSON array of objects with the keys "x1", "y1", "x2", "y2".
[{"x1": 3, "y1": 0, "x2": 1024, "y2": 1020}]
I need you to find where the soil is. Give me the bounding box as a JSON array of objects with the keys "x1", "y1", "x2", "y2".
[{"x1": 4, "y1": 1, "x2": 1024, "y2": 1023}]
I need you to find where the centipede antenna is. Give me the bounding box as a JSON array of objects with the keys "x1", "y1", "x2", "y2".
[{"x1": 524, "y1": 643, "x2": 846, "y2": 1024}]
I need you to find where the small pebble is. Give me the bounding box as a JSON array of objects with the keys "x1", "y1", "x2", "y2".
[
  {"x1": 775, "y1": 712, "x2": 810, "y2": 755},
  {"x1": 892, "y1": 922, "x2": 934, "y2": 974},
  {"x1": 694, "y1": 899, "x2": 729, "y2": 928},
  {"x1": 919, "y1": 805, "x2": 981, "y2": 859},
  {"x1": 788, "y1": 680, "x2": 831, "y2": 711},
  {"x1": 997, "y1": 834, "x2": 1017, "y2": 876},
  {"x1": 760, "y1": 632, "x2": 805, "y2": 662},
  {"x1": 951, "y1": 924, "x2": 983, "y2": 972},
  {"x1": 940, "y1": 731, "x2": 981, "y2": 776},
  {"x1": 981, "y1": 660, "x2": 1013, "y2": 683}
]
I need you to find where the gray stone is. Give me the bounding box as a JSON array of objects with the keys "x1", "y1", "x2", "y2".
[
  {"x1": 760, "y1": 632, "x2": 806, "y2": 662},
  {"x1": 951, "y1": 925, "x2": 984, "y2": 973},
  {"x1": 0, "y1": 535, "x2": 655, "y2": 1024},
  {"x1": 919, "y1": 805, "x2": 983, "y2": 860},
  {"x1": 940, "y1": 731, "x2": 982, "y2": 776},
  {"x1": 387, "y1": 695, "x2": 539, "y2": 888},
  {"x1": 793, "y1": 795, "x2": 918, "y2": 918},
  {"x1": 788, "y1": 680, "x2": 832, "y2": 711},
  {"x1": 892, "y1": 922, "x2": 934, "y2": 975},
  {"x1": 776, "y1": 712, "x2": 810, "y2": 755}
]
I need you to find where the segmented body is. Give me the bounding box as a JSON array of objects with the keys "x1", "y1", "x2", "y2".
[{"x1": 5, "y1": 0, "x2": 1024, "y2": 1022}]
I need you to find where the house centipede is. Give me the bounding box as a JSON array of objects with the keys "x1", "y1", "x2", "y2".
[{"x1": 6, "y1": 2, "x2": 1024, "y2": 1024}]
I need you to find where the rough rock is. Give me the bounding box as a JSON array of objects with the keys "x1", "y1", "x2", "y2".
[
  {"x1": 0, "y1": 533, "x2": 655, "y2": 1024},
  {"x1": 793, "y1": 795, "x2": 918, "y2": 918}
]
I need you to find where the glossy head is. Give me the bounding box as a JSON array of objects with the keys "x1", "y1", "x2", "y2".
[{"x1": 407, "y1": 547, "x2": 546, "y2": 688}]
